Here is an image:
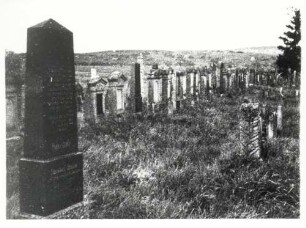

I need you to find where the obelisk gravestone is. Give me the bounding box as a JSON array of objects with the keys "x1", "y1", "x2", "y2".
[{"x1": 19, "y1": 19, "x2": 83, "y2": 216}]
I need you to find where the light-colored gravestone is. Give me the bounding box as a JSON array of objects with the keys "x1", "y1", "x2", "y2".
[
  {"x1": 20, "y1": 19, "x2": 83, "y2": 216},
  {"x1": 245, "y1": 71, "x2": 249, "y2": 88},
  {"x1": 263, "y1": 104, "x2": 277, "y2": 140},
  {"x1": 223, "y1": 74, "x2": 228, "y2": 92},
  {"x1": 276, "y1": 105, "x2": 282, "y2": 137},
  {"x1": 216, "y1": 65, "x2": 221, "y2": 89},
  {"x1": 91, "y1": 68, "x2": 97, "y2": 79},
  {"x1": 176, "y1": 72, "x2": 185, "y2": 109},
  {"x1": 208, "y1": 73, "x2": 212, "y2": 90},
  {"x1": 147, "y1": 66, "x2": 163, "y2": 113},
  {"x1": 105, "y1": 71, "x2": 128, "y2": 115},
  {"x1": 190, "y1": 71, "x2": 194, "y2": 95},
  {"x1": 239, "y1": 102, "x2": 261, "y2": 158},
  {"x1": 5, "y1": 55, "x2": 23, "y2": 136},
  {"x1": 6, "y1": 97, "x2": 17, "y2": 130},
  {"x1": 195, "y1": 71, "x2": 200, "y2": 97},
  {"x1": 267, "y1": 113, "x2": 276, "y2": 139},
  {"x1": 292, "y1": 70, "x2": 296, "y2": 87},
  {"x1": 153, "y1": 79, "x2": 160, "y2": 103},
  {"x1": 229, "y1": 73, "x2": 234, "y2": 89}
]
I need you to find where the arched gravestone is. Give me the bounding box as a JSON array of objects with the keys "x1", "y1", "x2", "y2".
[{"x1": 19, "y1": 19, "x2": 83, "y2": 216}]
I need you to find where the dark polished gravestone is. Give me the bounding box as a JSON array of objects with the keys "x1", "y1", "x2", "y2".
[{"x1": 19, "y1": 19, "x2": 83, "y2": 216}]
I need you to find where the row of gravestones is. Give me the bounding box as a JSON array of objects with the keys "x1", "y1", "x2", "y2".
[
  {"x1": 17, "y1": 19, "x2": 285, "y2": 217},
  {"x1": 81, "y1": 59, "x2": 282, "y2": 124},
  {"x1": 239, "y1": 101, "x2": 283, "y2": 158}
]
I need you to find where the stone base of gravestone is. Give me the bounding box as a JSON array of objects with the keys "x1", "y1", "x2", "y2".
[
  {"x1": 19, "y1": 153, "x2": 83, "y2": 216},
  {"x1": 176, "y1": 100, "x2": 181, "y2": 110}
]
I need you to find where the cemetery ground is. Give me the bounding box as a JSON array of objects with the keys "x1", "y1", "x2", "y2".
[{"x1": 7, "y1": 86, "x2": 299, "y2": 219}]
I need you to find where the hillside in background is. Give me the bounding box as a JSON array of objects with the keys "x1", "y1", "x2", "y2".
[
  {"x1": 75, "y1": 47, "x2": 278, "y2": 69},
  {"x1": 6, "y1": 47, "x2": 279, "y2": 84}
]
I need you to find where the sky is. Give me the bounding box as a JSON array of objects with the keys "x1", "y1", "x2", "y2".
[{"x1": 0, "y1": 0, "x2": 303, "y2": 53}]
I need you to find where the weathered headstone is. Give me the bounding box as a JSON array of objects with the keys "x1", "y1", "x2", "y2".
[
  {"x1": 276, "y1": 105, "x2": 282, "y2": 137},
  {"x1": 5, "y1": 53, "x2": 24, "y2": 137},
  {"x1": 245, "y1": 71, "x2": 249, "y2": 89},
  {"x1": 223, "y1": 74, "x2": 228, "y2": 92},
  {"x1": 190, "y1": 71, "x2": 194, "y2": 95},
  {"x1": 84, "y1": 77, "x2": 107, "y2": 122},
  {"x1": 215, "y1": 65, "x2": 220, "y2": 90},
  {"x1": 154, "y1": 78, "x2": 160, "y2": 103},
  {"x1": 239, "y1": 102, "x2": 261, "y2": 158},
  {"x1": 20, "y1": 19, "x2": 83, "y2": 216},
  {"x1": 106, "y1": 71, "x2": 127, "y2": 115},
  {"x1": 208, "y1": 73, "x2": 212, "y2": 90},
  {"x1": 195, "y1": 71, "x2": 200, "y2": 98},
  {"x1": 267, "y1": 113, "x2": 276, "y2": 139}
]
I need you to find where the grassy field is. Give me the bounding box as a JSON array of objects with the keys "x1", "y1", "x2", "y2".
[{"x1": 6, "y1": 86, "x2": 299, "y2": 219}]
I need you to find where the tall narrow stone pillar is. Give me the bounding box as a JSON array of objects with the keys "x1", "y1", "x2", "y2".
[
  {"x1": 20, "y1": 19, "x2": 83, "y2": 216},
  {"x1": 134, "y1": 63, "x2": 142, "y2": 113}
]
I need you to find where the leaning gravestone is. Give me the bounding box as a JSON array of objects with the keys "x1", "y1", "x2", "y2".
[{"x1": 19, "y1": 19, "x2": 83, "y2": 216}]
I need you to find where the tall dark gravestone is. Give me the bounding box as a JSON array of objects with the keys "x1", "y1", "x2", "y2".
[
  {"x1": 19, "y1": 19, "x2": 83, "y2": 216},
  {"x1": 134, "y1": 63, "x2": 142, "y2": 113}
]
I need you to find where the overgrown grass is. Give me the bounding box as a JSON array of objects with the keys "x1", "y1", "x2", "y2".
[{"x1": 6, "y1": 86, "x2": 299, "y2": 219}]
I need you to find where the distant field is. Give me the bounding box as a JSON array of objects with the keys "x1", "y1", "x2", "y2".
[{"x1": 75, "y1": 48, "x2": 278, "y2": 69}]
